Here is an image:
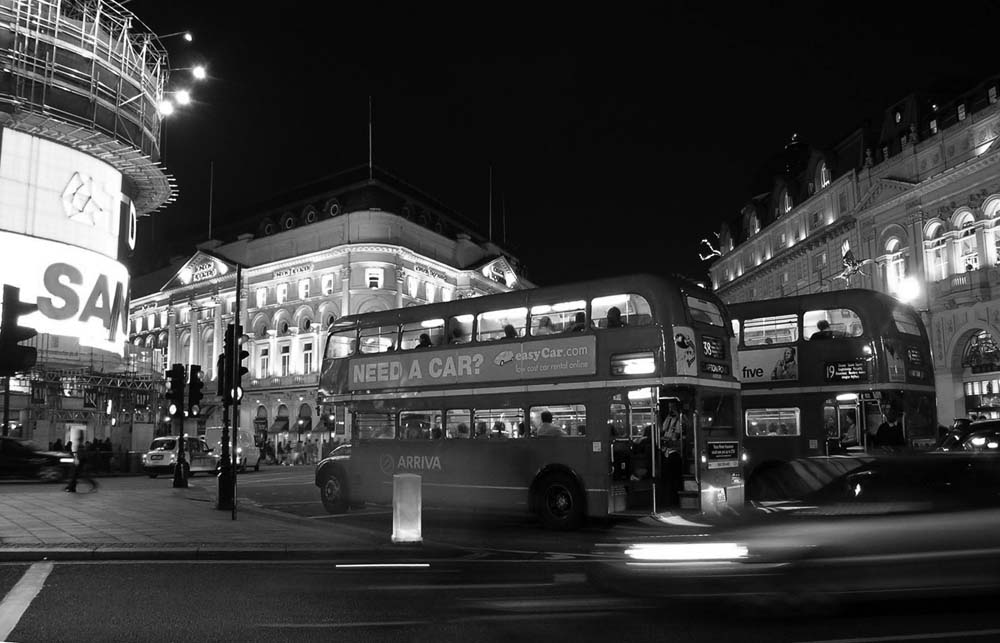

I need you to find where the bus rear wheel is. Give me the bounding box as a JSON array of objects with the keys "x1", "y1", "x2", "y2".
[
  {"x1": 537, "y1": 473, "x2": 584, "y2": 530},
  {"x1": 321, "y1": 471, "x2": 349, "y2": 514}
]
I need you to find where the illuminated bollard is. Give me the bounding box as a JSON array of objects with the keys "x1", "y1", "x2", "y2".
[{"x1": 392, "y1": 473, "x2": 422, "y2": 543}]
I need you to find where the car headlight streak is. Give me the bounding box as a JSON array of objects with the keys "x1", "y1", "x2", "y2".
[{"x1": 624, "y1": 542, "x2": 749, "y2": 561}]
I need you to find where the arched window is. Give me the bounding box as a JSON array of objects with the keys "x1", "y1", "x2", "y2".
[
  {"x1": 817, "y1": 161, "x2": 831, "y2": 190},
  {"x1": 962, "y1": 331, "x2": 1000, "y2": 372},
  {"x1": 779, "y1": 190, "x2": 793, "y2": 215},
  {"x1": 924, "y1": 222, "x2": 948, "y2": 282},
  {"x1": 884, "y1": 237, "x2": 906, "y2": 296},
  {"x1": 955, "y1": 211, "x2": 979, "y2": 271}
]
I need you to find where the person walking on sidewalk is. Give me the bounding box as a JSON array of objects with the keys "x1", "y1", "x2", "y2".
[{"x1": 65, "y1": 442, "x2": 97, "y2": 493}]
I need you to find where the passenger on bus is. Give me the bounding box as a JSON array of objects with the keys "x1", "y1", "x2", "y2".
[
  {"x1": 417, "y1": 333, "x2": 433, "y2": 348},
  {"x1": 535, "y1": 317, "x2": 556, "y2": 335},
  {"x1": 491, "y1": 421, "x2": 508, "y2": 438},
  {"x1": 455, "y1": 423, "x2": 470, "y2": 438},
  {"x1": 448, "y1": 327, "x2": 464, "y2": 344},
  {"x1": 810, "y1": 319, "x2": 835, "y2": 340},
  {"x1": 503, "y1": 324, "x2": 518, "y2": 339},
  {"x1": 567, "y1": 312, "x2": 586, "y2": 332},
  {"x1": 536, "y1": 411, "x2": 565, "y2": 436},
  {"x1": 431, "y1": 427, "x2": 443, "y2": 439},
  {"x1": 607, "y1": 306, "x2": 625, "y2": 328}
]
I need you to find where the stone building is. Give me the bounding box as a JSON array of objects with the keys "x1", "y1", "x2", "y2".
[{"x1": 709, "y1": 73, "x2": 1000, "y2": 426}]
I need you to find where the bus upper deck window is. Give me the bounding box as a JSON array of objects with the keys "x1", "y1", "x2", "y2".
[
  {"x1": 477, "y1": 307, "x2": 528, "y2": 341},
  {"x1": 804, "y1": 309, "x2": 862, "y2": 340},
  {"x1": 591, "y1": 294, "x2": 652, "y2": 329},
  {"x1": 359, "y1": 325, "x2": 398, "y2": 353},
  {"x1": 327, "y1": 329, "x2": 358, "y2": 358},
  {"x1": 529, "y1": 301, "x2": 586, "y2": 336},
  {"x1": 892, "y1": 308, "x2": 921, "y2": 336},
  {"x1": 685, "y1": 295, "x2": 724, "y2": 327},
  {"x1": 447, "y1": 315, "x2": 474, "y2": 344},
  {"x1": 401, "y1": 319, "x2": 445, "y2": 349},
  {"x1": 743, "y1": 314, "x2": 798, "y2": 346}
]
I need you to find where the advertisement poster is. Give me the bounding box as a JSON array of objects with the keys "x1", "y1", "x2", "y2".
[
  {"x1": 737, "y1": 347, "x2": 799, "y2": 383},
  {"x1": 348, "y1": 335, "x2": 597, "y2": 391},
  {"x1": 673, "y1": 325, "x2": 697, "y2": 376}
]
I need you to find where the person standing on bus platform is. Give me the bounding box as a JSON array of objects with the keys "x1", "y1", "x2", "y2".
[
  {"x1": 536, "y1": 411, "x2": 565, "y2": 436},
  {"x1": 659, "y1": 406, "x2": 684, "y2": 506},
  {"x1": 871, "y1": 406, "x2": 905, "y2": 451}
]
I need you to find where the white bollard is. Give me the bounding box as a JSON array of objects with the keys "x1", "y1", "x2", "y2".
[{"x1": 391, "y1": 473, "x2": 422, "y2": 543}]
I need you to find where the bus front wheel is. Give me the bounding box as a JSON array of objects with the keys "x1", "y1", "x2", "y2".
[
  {"x1": 321, "y1": 471, "x2": 349, "y2": 514},
  {"x1": 537, "y1": 473, "x2": 584, "y2": 530}
]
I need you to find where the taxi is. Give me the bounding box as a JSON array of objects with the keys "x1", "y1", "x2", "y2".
[{"x1": 142, "y1": 436, "x2": 220, "y2": 478}]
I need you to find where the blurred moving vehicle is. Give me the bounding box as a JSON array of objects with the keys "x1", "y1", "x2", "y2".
[
  {"x1": 590, "y1": 453, "x2": 1000, "y2": 610},
  {"x1": 938, "y1": 418, "x2": 1000, "y2": 453},
  {"x1": 141, "y1": 436, "x2": 220, "y2": 478},
  {"x1": 315, "y1": 444, "x2": 352, "y2": 513},
  {"x1": 203, "y1": 428, "x2": 260, "y2": 472},
  {"x1": 0, "y1": 437, "x2": 76, "y2": 482}
]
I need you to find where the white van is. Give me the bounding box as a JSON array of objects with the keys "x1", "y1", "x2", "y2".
[
  {"x1": 142, "y1": 436, "x2": 219, "y2": 478},
  {"x1": 203, "y1": 428, "x2": 260, "y2": 473}
]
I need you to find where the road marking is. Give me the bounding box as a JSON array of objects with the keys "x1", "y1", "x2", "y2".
[
  {"x1": 307, "y1": 510, "x2": 393, "y2": 519},
  {"x1": 795, "y1": 629, "x2": 1000, "y2": 643},
  {"x1": 335, "y1": 563, "x2": 430, "y2": 569},
  {"x1": 0, "y1": 562, "x2": 54, "y2": 641},
  {"x1": 259, "y1": 620, "x2": 425, "y2": 629}
]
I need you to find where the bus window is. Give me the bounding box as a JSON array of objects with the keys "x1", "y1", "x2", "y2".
[
  {"x1": 400, "y1": 412, "x2": 436, "y2": 440},
  {"x1": 447, "y1": 315, "x2": 473, "y2": 344},
  {"x1": 472, "y1": 408, "x2": 524, "y2": 439},
  {"x1": 326, "y1": 328, "x2": 357, "y2": 358},
  {"x1": 530, "y1": 404, "x2": 587, "y2": 437},
  {"x1": 609, "y1": 403, "x2": 628, "y2": 438},
  {"x1": 477, "y1": 307, "x2": 527, "y2": 342},
  {"x1": 592, "y1": 294, "x2": 652, "y2": 329},
  {"x1": 400, "y1": 319, "x2": 445, "y2": 349},
  {"x1": 804, "y1": 308, "x2": 863, "y2": 340},
  {"x1": 445, "y1": 409, "x2": 472, "y2": 438},
  {"x1": 686, "y1": 295, "x2": 724, "y2": 327},
  {"x1": 355, "y1": 412, "x2": 395, "y2": 439},
  {"x1": 746, "y1": 408, "x2": 800, "y2": 437},
  {"x1": 892, "y1": 307, "x2": 922, "y2": 335},
  {"x1": 530, "y1": 300, "x2": 586, "y2": 335},
  {"x1": 359, "y1": 325, "x2": 398, "y2": 354},
  {"x1": 698, "y1": 393, "x2": 736, "y2": 429},
  {"x1": 743, "y1": 314, "x2": 798, "y2": 346}
]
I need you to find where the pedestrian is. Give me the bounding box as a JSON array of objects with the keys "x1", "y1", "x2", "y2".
[
  {"x1": 870, "y1": 406, "x2": 906, "y2": 451},
  {"x1": 65, "y1": 441, "x2": 97, "y2": 493}
]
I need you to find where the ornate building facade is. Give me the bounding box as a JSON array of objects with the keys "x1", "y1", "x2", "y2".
[
  {"x1": 709, "y1": 73, "x2": 1000, "y2": 426},
  {"x1": 129, "y1": 166, "x2": 531, "y2": 450}
]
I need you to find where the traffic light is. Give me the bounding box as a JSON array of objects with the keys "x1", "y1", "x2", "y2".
[
  {"x1": 223, "y1": 324, "x2": 249, "y2": 403},
  {"x1": 187, "y1": 365, "x2": 204, "y2": 417},
  {"x1": 0, "y1": 285, "x2": 39, "y2": 377},
  {"x1": 217, "y1": 353, "x2": 226, "y2": 397},
  {"x1": 164, "y1": 363, "x2": 186, "y2": 420}
]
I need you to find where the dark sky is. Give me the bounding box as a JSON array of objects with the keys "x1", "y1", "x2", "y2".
[{"x1": 126, "y1": 1, "x2": 1000, "y2": 287}]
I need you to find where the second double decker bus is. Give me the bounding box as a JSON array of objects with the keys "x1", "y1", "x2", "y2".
[
  {"x1": 729, "y1": 289, "x2": 937, "y2": 491},
  {"x1": 315, "y1": 274, "x2": 743, "y2": 529}
]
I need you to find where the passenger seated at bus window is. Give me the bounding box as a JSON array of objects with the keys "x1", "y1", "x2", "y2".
[
  {"x1": 454, "y1": 423, "x2": 470, "y2": 438},
  {"x1": 811, "y1": 319, "x2": 835, "y2": 340},
  {"x1": 536, "y1": 411, "x2": 565, "y2": 436},
  {"x1": 503, "y1": 324, "x2": 518, "y2": 339},
  {"x1": 431, "y1": 427, "x2": 443, "y2": 439},
  {"x1": 606, "y1": 306, "x2": 626, "y2": 328},
  {"x1": 417, "y1": 333, "x2": 433, "y2": 348},
  {"x1": 475, "y1": 421, "x2": 489, "y2": 438},
  {"x1": 491, "y1": 421, "x2": 508, "y2": 438},
  {"x1": 535, "y1": 316, "x2": 556, "y2": 336},
  {"x1": 448, "y1": 327, "x2": 464, "y2": 344},
  {"x1": 567, "y1": 312, "x2": 586, "y2": 332}
]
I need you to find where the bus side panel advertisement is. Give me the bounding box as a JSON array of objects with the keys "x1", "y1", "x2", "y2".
[
  {"x1": 0, "y1": 231, "x2": 129, "y2": 355},
  {"x1": 737, "y1": 347, "x2": 799, "y2": 383},
  {"x1": 672, "y1": 325, "x2": 697, "y2": 376},
  {"x1": 348, "y1": 336, "x2": 597, "y2": 391},
  {"x1": 706, "y1": 441, "x2": 739, "y2": 469}
]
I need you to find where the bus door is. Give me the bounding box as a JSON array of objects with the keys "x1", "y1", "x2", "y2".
[
  {"x1": 609, "y1": 388, "x2": 656, "y2": 512},
  {"x1": 655, "y1": 391, "x2": 696, "y2": 513},
  {"x1": 822, "y1": 398, "x2": 862, "y2": 454}
]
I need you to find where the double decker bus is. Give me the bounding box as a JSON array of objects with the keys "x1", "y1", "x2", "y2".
[
  {"x1": 315, "y1": 274, "x2": 743, "y2": 529},
  {"x1": 729, "y1": 289, "x2": 937, "y2": 490}
]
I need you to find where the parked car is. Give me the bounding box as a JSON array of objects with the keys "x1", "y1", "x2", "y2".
[
  {"x1": 0, "y1": 437, "x2": 76, "y2": 482},
  {"x1": 590, "y1": 452, "x2": 1000, "y2": 611},
  {"x1": 142, "y1": 436, "x2": 220, "y2": 478},
  {"x1": 938, "y1": 418, "x2": 999, "y2": 451}
]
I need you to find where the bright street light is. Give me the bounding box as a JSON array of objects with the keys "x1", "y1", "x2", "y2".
[
  {"x1": 174, "y1": 89, "x2": 191, "y2": 105},
  {"x1": 160, "y1": 30, "x2": 193, "y2": 42},
  {"x1": 895, "y1": 276, "x2": 921, "y2": 304},
  {"x1": 157, "y1": 100, "x2": 174, "y2": 116},
  {"x1": 192, "y1": 65, "x2": 207, "y2": 80}
]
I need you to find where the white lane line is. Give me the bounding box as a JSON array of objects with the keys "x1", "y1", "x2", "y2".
[
  {"x1": 0, "y1": 561, "x2": 54, "y2": 641},
  {"x1": 259, "y1": 620, "x2": 425, "y2": 629},
  {"x1": 795, "y1": 628, "x2": 1000, "y2": 643}
]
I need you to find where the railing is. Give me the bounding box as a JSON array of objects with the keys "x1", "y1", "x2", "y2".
[
  {"x1": 248, "y1": 373, "x2": 319, "y2": 389},
  {"x1": 929, "y1": 266, "x2": 1000, "y2": 302}
]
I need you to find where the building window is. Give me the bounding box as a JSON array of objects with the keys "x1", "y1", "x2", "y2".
[
  {"x1": 818, "y1": 162, "x2": 831, "y2": 189},
  {"x1": 277, "y1": 284, "x2": 288, "y2": 304},
  {"x1": 990, "y1": 86, "x2": 998, "y2": 104},
  {"x1": 959, "y1": 225, "x2": 979, "y2": 271},
  {"x1": 958, "y1": 104, "x2": 967, "y2": 121},
  {"x1": 256, "y1": 288, "x2": 267, "y2": 309},
  {"x1": 280, "y1": 345, "x2": 290, "y2": 376},
  {"x1": 298, "y1": 279, "x2": 310, "y2": 300},
  {"x1": 259, "y1": 347, "x2": 269, "y2": 379},
  {"x1": 930, "y1": 119, "x2": 938, "y2": 135},
  {"x1": 885, "y1": 239, "x2": 906, "y2": 296},
  {"x1": 924, "y1": 223, "x2": 948, "y2": 282},
  {"x1": 322, "y1": 274, "x2": 335, "y2": 296},
  {"x1": 303, "y1": 342, "x2": 313, "y2": 374},
  {"x1": 425, "y1": 282, "x2": 436, "y2": 303},
  {"x1": 366, "y1": 268, "x2": 383, "y2": 289},
  {"x1": 147, "y1": 313, "x2": 155, "y2": 331},
  {"x1": 750, "y1": 215, "x2": 760, "y2": 235}
]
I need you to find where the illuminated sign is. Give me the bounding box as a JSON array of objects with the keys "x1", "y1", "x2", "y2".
[
  {"x1": 348, "y1": 336, "x2": 597, "y2": 391},
  {"x1": 706, "y1": 441, "x2": 739, "y2": 469},
  {"x1": 701, "y1": 335, "x2": 726, "y2": 359},
  {"x1": 0, "y1": 128, "x2": 129, "y2": 260},
  {"x1": 274, "y1": 264, "x2": 312, "y2": 278},
  {"x1": 825, "y1": 360, "x2": 868, "y2": 382},
  {"x1": 0, "y1": 231, "x2": 129, "y2": 355},
  {"x1": 737, "y1": 347, "x2": 798, "y2": 383}
]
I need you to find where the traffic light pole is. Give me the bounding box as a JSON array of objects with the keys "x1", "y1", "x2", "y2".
[
  {"x1": 230, "y1": 264, "x2": 242, "y2": 520},
  {"x1": 2, "y1": 376, "x2": 9, "y2": 437},
  {"x1": 217, "y1": 398, "x2": 234, "y2": 511}
]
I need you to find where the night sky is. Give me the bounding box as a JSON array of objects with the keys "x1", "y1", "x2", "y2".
[{"x1": 126, "y1": 1, "x2": 1000, "y2": 287}]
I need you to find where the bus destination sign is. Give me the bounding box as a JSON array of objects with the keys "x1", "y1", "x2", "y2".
[
  {"x1": 349, "y1": 336, "x2": 597, "y2": 391},
  {"x1": 824, "y1": 360, "x2": 868, "y2": 382},
  {"x1": 706, "y1": 441, "x2": 739, "y2": 469}
]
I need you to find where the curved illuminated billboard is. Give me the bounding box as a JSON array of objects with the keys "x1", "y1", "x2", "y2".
[{"x1": 0, "y1": 127, "x2": 135, "y2": 355}]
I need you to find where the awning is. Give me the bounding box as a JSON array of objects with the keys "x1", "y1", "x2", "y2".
[
  {"x1": 268, "y1": 417, "x2": 289, "y2": 434},
  {"x1": 292, "y1": 416, "x2": 312, "y2": 433}
]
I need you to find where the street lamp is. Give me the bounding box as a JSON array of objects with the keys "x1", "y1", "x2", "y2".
[{"x1": 160, "y1": 30, "x2": 194, "y2": 42}]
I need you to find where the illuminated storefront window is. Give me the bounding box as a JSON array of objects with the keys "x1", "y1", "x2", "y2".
[{"x1": 963, "y1": 331, "x2": 1000, "y2": 374}]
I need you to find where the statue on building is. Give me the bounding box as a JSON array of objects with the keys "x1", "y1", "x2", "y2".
[{"x1": 827, "y1": 249, "x2": 875, "y2": 284}]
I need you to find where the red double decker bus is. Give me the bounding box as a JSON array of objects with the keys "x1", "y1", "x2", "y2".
[{"x1": 315, "y1": 274, "x2": 744, "y2": 529}]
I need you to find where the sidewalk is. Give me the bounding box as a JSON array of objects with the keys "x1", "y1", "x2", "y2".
[{"x1": 0, "y1": 477, "x2": 459, "y2": 562}]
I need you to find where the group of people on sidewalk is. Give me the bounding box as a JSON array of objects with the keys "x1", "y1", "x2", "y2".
[
  {"x1": 49, "y1": 437, "x2": 117, "y2": 474},
  {"x1": 270, "y1": 438, "x2": 343, "y2": 466}
]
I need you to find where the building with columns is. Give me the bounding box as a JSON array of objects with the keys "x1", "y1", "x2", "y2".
[
  {"x1": 129, "y1": 166, "x2": 531, "y2": 449},
  {"x1": 708, "y1": 72, "x2": 1000, "y2": 426}
]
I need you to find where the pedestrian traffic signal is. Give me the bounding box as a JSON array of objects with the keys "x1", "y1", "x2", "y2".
[
  {"x1": 223, "y1": 324, "x2": 249, "y2": 403},
  {"x1": 188, "y1": 365, "x2": 204, "y2": 416},
  {"x1": 0, "y1": 285, "x2": 38, "y2": 377},
  {"x1": 164, "y1": 363, "x2": 186, "y2": 419}
]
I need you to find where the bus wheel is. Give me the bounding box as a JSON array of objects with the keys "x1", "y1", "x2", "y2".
[
  {"x1": 321, "y1": 471, "x2": 349, "y2": 514},
  {"x1": 537, "y1": 473, "x2": 584, "y2": 530}
]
